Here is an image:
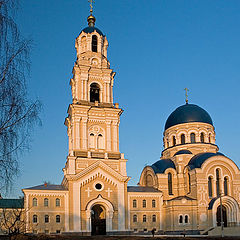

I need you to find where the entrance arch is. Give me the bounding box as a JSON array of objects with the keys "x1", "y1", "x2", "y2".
[
  {"x1": 86, "y1": 195, "x2": 114, "y2": 234},
  {"x1": 212, "y1": 196, "x2": 240, "y2": 227},
  {"x1": 91, "y1": 204, "x2": 106, "y2": 235}
]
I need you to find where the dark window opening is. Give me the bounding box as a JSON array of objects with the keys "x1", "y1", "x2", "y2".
[
  {"x1": 185, "y1": 215, "x2": 189, "y2": 223},
  {"x1": 181, "y1": 134, "x2": 185, "y2": 144},
  {"x1": 224, "y1": 177, "x2": 228, "y2": 195},
  {"x1": 95, "y1": 183, "x2": 102, "y2": 190},
  {"x1": 179, "y1": 215, "x2": 183, "y2": 224},
  {"x1": 168, "y1": 172, "x2": 173, "y2": 195},
  {"x1": 92, "y1": 35, "x2": 98, "y2": 52},
  {"x1": 142, "y1": 200, "x2": 146, "y2": 208},
  {"x1": 133, "y1": 200, "x2": 137, "y2": 208},
  {"x1": 208, "y1": 176, "x2": 213, "y2": 198},
  {"x1": 173, "y1": 136, "x2": 176, "y2": 146},
  {"x1": 190, "y1": 133, "x2": 196, "y2": 143},
  {"x1": 90, "y1": 83, "x2": 100, "y2": 102},
  {"x1": 200, "y1": 132, "x2": 205, "y2": 143},
  {"x1": 188, "y1": 173, "x2": 191, "y2": 193},
  {"x1": 216, "y1": 169, "x2": 220, "y2": 197},
  {"x1": 45, "y1": 215, "x2": 49, "y2": 223}
]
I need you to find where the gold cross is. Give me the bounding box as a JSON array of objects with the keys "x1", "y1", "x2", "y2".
[
  {"x1": 88, "y1": 0, "x2": 95, "y2": 14},
  {"x1": 184, "y1": 88, "x2": 189, "y2": 104}
]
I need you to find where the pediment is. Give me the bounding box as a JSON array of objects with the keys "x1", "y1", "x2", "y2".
[{"x1": 68, "y1": 160, "x2": 129, "y2": 186}]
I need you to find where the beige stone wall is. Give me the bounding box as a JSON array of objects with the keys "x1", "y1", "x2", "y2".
[
  {"x1": 128, "y1": 193, "x2": 162, "y2": 232},
  {"x1": 23, "y1": 190, "x2": 67, "y2": 234}
]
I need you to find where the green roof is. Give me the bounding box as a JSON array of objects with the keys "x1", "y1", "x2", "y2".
[{"x1": 0, "y1": 199, "x2": 24, "y2": 209}]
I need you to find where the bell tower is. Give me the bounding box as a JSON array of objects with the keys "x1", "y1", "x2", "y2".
[{"x1": 63, "y1": 13, "x2": 127, "y2": 178}]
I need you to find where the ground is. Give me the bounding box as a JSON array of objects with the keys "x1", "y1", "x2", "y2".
[{"x1": 1, "y1": 235, "x2": 240, "y2": 240}]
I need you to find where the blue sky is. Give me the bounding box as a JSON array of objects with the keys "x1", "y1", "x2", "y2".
[{"x1": 7, "y1": 0, "x2": 240, "y2": 197}]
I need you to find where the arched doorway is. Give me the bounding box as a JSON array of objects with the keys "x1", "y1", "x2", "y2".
[
  {"x1": 91, "y1": 204, "x2": 106, "y2": 235},
  {"x1": 217, "y1": 205, "x2": 227, "y2": 227}
]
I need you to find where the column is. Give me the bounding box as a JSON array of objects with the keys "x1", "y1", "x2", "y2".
[
  {"x1": 107, "y1": 83, "x2": 110, "y2": 103},
  {"x1": 81, "y1": 80, "x2": 84, "y2": 100},
  {"x1": 112, "y1": 121, "x2": 118, "y2": 152},
  {"x1": 118, "y1": 183, "x2": 125, "y2": 231},
  {"x1": 64, "y1": 193, "x2": 69, "y2": 232},
  {"x1": 82, "y1": 117, "x2": 88, "y2": 150},
  {"x1": 104, "y1": 82, "x2": 107, "y2": 102},
  {"x1": 73, "y1": 182, "x2": 81, "y2": 231},
  {"x1": 75, "y1": 119, "x2": 80, "y2": 149},
  {"x1": 106, "y1": 120, "x2": 111, "y2": 151}
]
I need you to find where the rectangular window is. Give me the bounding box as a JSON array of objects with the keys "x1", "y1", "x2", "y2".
[
  {"x1": 152, "y1": 199, "x2": 156, "y2": 208},
  {"x1": 133, "y1": 199, "x2": 137, "y2": 208},
  {"x1": 142, "y1": 200, "x2": 146, "y2": 208}
]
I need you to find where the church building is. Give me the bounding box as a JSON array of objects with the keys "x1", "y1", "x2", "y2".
[{"x1": 9, "y1": 11, "x2": 240, "y2": 236}]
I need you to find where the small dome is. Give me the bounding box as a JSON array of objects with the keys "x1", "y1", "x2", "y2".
[
  {"x1": 165, "y1": 104, "x2": 213, "y2": 131},
  {"x1": 174, "y1": 150, "x2": 192, "y2": 156},
  {"x1": 151, "y1": 159, "x2": 176, "y2": 173},
  {"x1": 81, "y1": 26, "x2": 104, "y2": 36},
  {"x1": 188, "y1": 152, "x2": 224, "y2": 170}
]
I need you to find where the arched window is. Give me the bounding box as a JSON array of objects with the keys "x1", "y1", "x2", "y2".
[
  {"x1": 224, "y1": 177, "x2": 228, "y2": 195},
  {"x1": 90, "y1": 83, "x2": 100, "y2": 102},
  {"x1": 45, "y1": 215, "x2": 49, "y2": 223},
  {"x1": 181, "y1": 134, "x2": 185, "y2": 144},
  {"x1": 44, "y1": 198, "x2": 49, "y2": 207},
  {"x1": 32, "y1": 198, "x2": 37, "y2": 207},
  {"x1": 92, "y1": 35, "x2": 98, "y2": 52},
  {"x1": 190, "y1": 133, "x2": 196, "y2": 143},
  {"x1": 172, "y1": 136, "x2": 176, "y2": 146},
  {"x1": 208, "y1": 176, "x2": 213, "y2": 198},
  {"x1": 33, "y1": 215, "x2": 38, "y2": 223},
  {"x1": 185, "y1": 215, "x2": 189, "y2": 223},
  {"x1": 188, "y1": 173, "x2": 191, "y2": 193},
  {"x1": 216, "y1": 169, "x2": 220, "y2": 197},
  {"x1": 152, "y1": 199, "x2": 156, "y2": 208},
  {"x1": 56, "y1": 198, "x2": 60, "y2": 207},
  {"x1": 146, "y1": 174, "x2": 153, "y2": 187},
  {"x1": 179, "y1": 215, "x2": 183, "y2": 224},
  {"x1": 97, "y1": 134, "x2": 104, "y2": 149},
  {"x1": 208, "y1": 133, "x2": 211, "y2": 143},
  {"x1": 133, "y1": 199, "x2": 137, "y2": 208},
  {"x1": 200, "y1": 132, "x2": 205, "y2": 143},
  {"x1": 142, "y1": 199, "x2": 146, "y2": 208},
  {"x1": 89, "y1": 133, "x2": 95, "y2": 148},
  {"x1": 133, "y1": 214, "x2": 137, "y2": 222},
  {"x1": 152, "y1": 215, "x2": 156, "y2": 222},
  {"x1": 56, "y1": 215, "x2": 61, "y2": 223},
  {"x1": 168, "y1": 172, "x2": 173, "y2": 195},
  {"x1": 143, "y1": 215, "x2": 146, "y2": 222}
]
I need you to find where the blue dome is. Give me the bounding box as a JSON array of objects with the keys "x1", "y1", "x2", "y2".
[
  {"x1": 151, "y1": 159, "x2": 176, "y2": 173},
  {"x1": 81, "y1": 26, "x2": 104, "y2": 36},
  {"x1": 174, "y1": 150, "x2": 193, "y2": 156},
  {"x1": 165, "y1": 104, "x2": 213, "y2": 131},
  {"x1": 188, "y1": 152, "x2": 224, "y2": 170}
]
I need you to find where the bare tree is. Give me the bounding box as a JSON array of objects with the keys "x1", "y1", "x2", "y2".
[
  {"x1": 0, "y1": 205, "x2": 25, "y2": 240},
  {"x1": 0, "y1": 0, "x2": 41, "y2": 192}
]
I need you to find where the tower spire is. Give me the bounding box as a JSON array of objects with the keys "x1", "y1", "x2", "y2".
[
  {"x1": 87, "y1": 0, "x2": 96, "y2": 27},
  {"x1": 184, "y1": 88, "x2": 189, "y2": 104}
]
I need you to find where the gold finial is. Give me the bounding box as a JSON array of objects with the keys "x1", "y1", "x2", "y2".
[
  {"x1": 88, "y1": 0, "x2": 95, "y2": 14},
  {"x1": 184, "y1": 88, "x2": 189, "y2": 104}
]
